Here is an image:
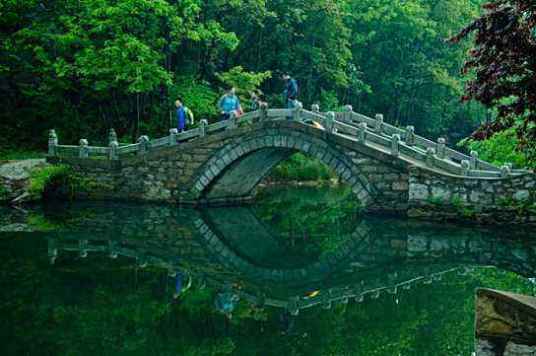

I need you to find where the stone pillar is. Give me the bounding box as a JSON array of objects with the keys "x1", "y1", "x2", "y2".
[
  {"x1": 405, "y1": 126, "x2": 415, "y2": 146},
  {"x1": 461, "y1": 159, "x2": 471, "y2": 176},
  {"x1": 79, "y1": 139, "x2": 89, "y2": 158},
  {"x1": 48, "y1": 129, "x2": 58, "y2": 156},
  {"x1": 326, "y1": 111, "x2": 336, "y2": 133},
  {"x1": 137, "y1": 135, "x2": 150, "y2": 155},
  {"x1": 391, "y1": 134, "x2": 401, "y2": 157},
  {"x1": 470, "y1": 150, "x2": 479, "y2": 170},
  {"x1": 227, "y1": 112, "x2": 237, "y2": 130},
  {"x1": 259, "y1": 102, "x2": 268, "y2": 121},
  {"x1": 436, "y1": 137, "x2": 446, "y2": 159},
  {"x1": 292, "y1": 101, "x2": 303, "y2": 121},
  {"x1": 109, "y1": 140, "x2": 119, "y2": 160},
  {"x1": 357, "y1": 122, "x2": 367, "y2": 142},
  {"x1": 168, "y1": 128, "x2": 178, "y2": 146},
  {"x1": 108, "y1": 128, "x2": 118, "y2": 146},
  {"x1": 199, "y1": 119, "x2": 208, "y2": 137},
  {"x1": 311, "y1": 103, "x2": 320, "y2": 113},
  {"x1": 343, "y1": 104, "x2": 353, "y2": 122},
  {"x1": 425, "y1": 147, "x2": 435, "y2": 167},
  {"x1": 501, "y1": 163, "x2": 512, "y2": 178},
  {"x1": 374, "y1": 114, "x2": 384, "y2": 132}
]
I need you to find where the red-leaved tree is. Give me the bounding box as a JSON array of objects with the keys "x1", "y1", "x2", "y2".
[{"x1": 450, "y1": 1, "x2": 536, "y2": 161}]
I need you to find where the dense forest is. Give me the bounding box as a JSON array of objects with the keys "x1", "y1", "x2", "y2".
[{"x1": 0, "y1": 0, "x2": 534, "y2": 166}]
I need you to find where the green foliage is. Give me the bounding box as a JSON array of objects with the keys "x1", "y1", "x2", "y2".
[
  {"x1": 269, "y1": 153, "x2": 335, "y2": 182},
  {"x1": 216, "y1": 66, "x2": 271, "y2": 95},
  {"x1": 0, "y1": 0, "x2": 491, "y2": 152},
  {"x1": 28, "y1": 165, "x2": 70, "y2": 197},
  {"x1": 459, "y1": 128, "x2": 530, "y2": 169}
]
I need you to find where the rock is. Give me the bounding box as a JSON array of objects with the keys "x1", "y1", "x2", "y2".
[
  {"x1": 513, "y1": 190, "x2": 531, "y2": 202},
  {"x1": 0, "y1": 223, "x2": 33, "y2": 232},
  {"x1": 504, "y1": 342, "x2": 536, "y2": 356},
  {"x1": 409, "y1": 183, "x2": 429, "y2": 201},
  {"x1": 0, "y1": 159, "x2": 47, "y2": 180},
  {"x1": 0, "y1": 159, "x2": 48, "y2": 203}
]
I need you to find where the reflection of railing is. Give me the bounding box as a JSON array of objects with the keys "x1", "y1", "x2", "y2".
[{"x1": 46, "y1": 102, "x2": 531, "y2": 179}]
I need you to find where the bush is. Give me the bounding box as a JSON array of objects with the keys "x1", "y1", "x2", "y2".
[
  {"x1": 28, "y1": 165, "x2": 71, "y2": 198},
  {"x1": 459, "y1": 129, "x2": 530, "y2": 169},
  {"x1": 269, "y1": 153, "x2": 335, "y2": 182}
]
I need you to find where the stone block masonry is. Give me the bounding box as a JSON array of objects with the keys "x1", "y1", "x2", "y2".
[{"x1": 47, "y1": 119, "x2": 536, "y2": 224}]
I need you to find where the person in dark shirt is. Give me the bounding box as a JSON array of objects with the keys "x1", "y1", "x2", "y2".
[{"x1": 282, "y1": 74, "x2": 299, "y2": 109}]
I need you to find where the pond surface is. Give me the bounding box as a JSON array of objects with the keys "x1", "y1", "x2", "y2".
[{"x1": 0, "y1": 186, "x2": 535, "y2": 355}]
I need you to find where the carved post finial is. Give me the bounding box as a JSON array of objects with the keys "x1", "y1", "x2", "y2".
[
  {"x1": 326, "y1": 111, "x2": 336, "y2": 133},
  {"x1": 470, "y1": 150, "x2": 479, "y2": 170},
  {"x1": 343, "y1": 105, "x2": 353, "y2": 112},
  {"x1": 227, "y1": 112, "x2": 237, "y2": 130},
  {"x1": 501, "y1": 163, "x2": 512, "y2": 177},
  {"x1": 169, "y1": 128, "x2": 178, "y2": 146},
  {"x1": 79, "y1": 139, "x2": 89, "y2": 158},
  {"x1": 258, "y1": 102, "x2": 268, "y2": 121},
  {"x1": 374, "y1": 114, "x2": 384, "y2": 132},
  {"x1": 292, "y1": 100, "x2": 303, "y2": 121},
  {"x1": 108, "y1": 128, "x2": 118, "y2": 146},
  {"x1": 109, "y1": 140, "x2": 119, "y2": 160},
  {"x1": 391, "y1": 134, "x2": 401, "y2": 157},
  {"x1": 137, "y1": 135, "x2": 150, "y2": 155},
  {"x1": 311, "y1": 103, "x2": 320, "y2": 113},
  {"x1": 199, "y1": 119, "x2": 208, "y2": 137},
  {"x1": 357, "y1": 122, "x2": 367, "y2": 142},
  {"x1": 48, "y1": 129, "x2": 58, "y2": 156},
  {"x1": 425, "y1": 147, "x2": 435, "y2": 167},
  {"x1": 436, "y1": 137, "x2": 446, "y2": 159},
  {"x1": 405, "y1": 125, "x2": 415, "y2": 146},
  {"x1": 461, "y1": 159, "x2": 471, "y2": 176}
]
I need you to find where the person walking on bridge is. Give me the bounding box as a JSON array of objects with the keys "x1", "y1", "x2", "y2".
[
  {"x1": 175, "y1": 99, "x2": 194, "y2": 132},
  {"x1": 218, "y1": 86, "x2": 242, "y2": 121},
  {"x1": 282, "y1": 74, "x2": 299, "y2": 110}
]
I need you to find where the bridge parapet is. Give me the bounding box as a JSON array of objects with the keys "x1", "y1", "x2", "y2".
[{"x1": 48, "y1": 104, "x2": 529, "y2": 180}]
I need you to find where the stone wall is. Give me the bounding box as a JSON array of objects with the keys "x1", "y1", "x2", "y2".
[
  {"x1": 50, "y1": 120, "x2": 411, "y2": 213},
  {"x1": 408, "y1": 167, "x2": 536, "y2": 224}
]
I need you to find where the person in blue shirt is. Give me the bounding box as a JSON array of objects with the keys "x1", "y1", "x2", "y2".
[
  {"x1": 218, "y1": 87, "x2": 242, "y2": 121},
  {"x1": 282, "y1": 74, "x2": 299, "y2": 109},
  {"x1": 175, "y1": 99, "x2": 194, "y2": 132}
]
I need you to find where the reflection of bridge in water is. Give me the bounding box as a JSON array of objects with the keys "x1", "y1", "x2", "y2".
[{"x1": 46, "y1": 205, "x2": 536, "y2": 314}]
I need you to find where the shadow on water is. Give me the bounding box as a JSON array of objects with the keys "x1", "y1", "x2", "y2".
[{"x1": 0, "y1": 185, "x2": 535, "y2": 355}]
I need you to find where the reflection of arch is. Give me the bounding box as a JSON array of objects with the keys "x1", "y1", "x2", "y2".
[
  {"x1": 45, "y1": 206, "x2": 536, "y2": 313},
  {"x1": 191, "y1": 128, "x2": 376, "y2": 206}
]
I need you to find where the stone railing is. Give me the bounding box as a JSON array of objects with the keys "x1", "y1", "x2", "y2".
[{"x1": 47, "y1": 102, "x2": 530, "y2": 178}]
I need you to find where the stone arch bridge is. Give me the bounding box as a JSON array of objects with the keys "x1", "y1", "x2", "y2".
[{"x1": 47, "y1": 104, "x2": 535, "y2": 220}]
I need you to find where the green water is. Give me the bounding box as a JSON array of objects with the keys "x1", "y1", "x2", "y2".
[{"x1": 0, "y1": 186, "x2": 535, "y2": 355}]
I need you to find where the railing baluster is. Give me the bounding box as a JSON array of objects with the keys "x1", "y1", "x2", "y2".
[
  {"x1": 374, "y1": 114, "x2": 384, "y2": 132},
  {"x1": 436, "y1": 137, "x2": 446, "y2": 159},
  {"x1": 79, "y1": 139, "x2": 89, "y2": 158},
  {"x1": 48, "y1": 129, "x2": 58, "y2": 156}
]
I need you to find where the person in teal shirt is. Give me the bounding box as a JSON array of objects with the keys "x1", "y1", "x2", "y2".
[{"x1": 218, "y1": 87, "x2": 242, "y2": 121}]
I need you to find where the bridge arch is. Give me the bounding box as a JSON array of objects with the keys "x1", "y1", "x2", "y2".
[{"x1": 190, "y1": 127, "x2": 377, "y2": 206}]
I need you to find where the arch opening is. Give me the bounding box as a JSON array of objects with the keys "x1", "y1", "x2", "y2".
[{"x1": 192, "y1": 131, "x2": 376, "y2": 207}]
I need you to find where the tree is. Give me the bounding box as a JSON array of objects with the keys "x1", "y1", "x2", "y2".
[{"x1": 450, "y1": 0, "x2": 536, "y2": 163}]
